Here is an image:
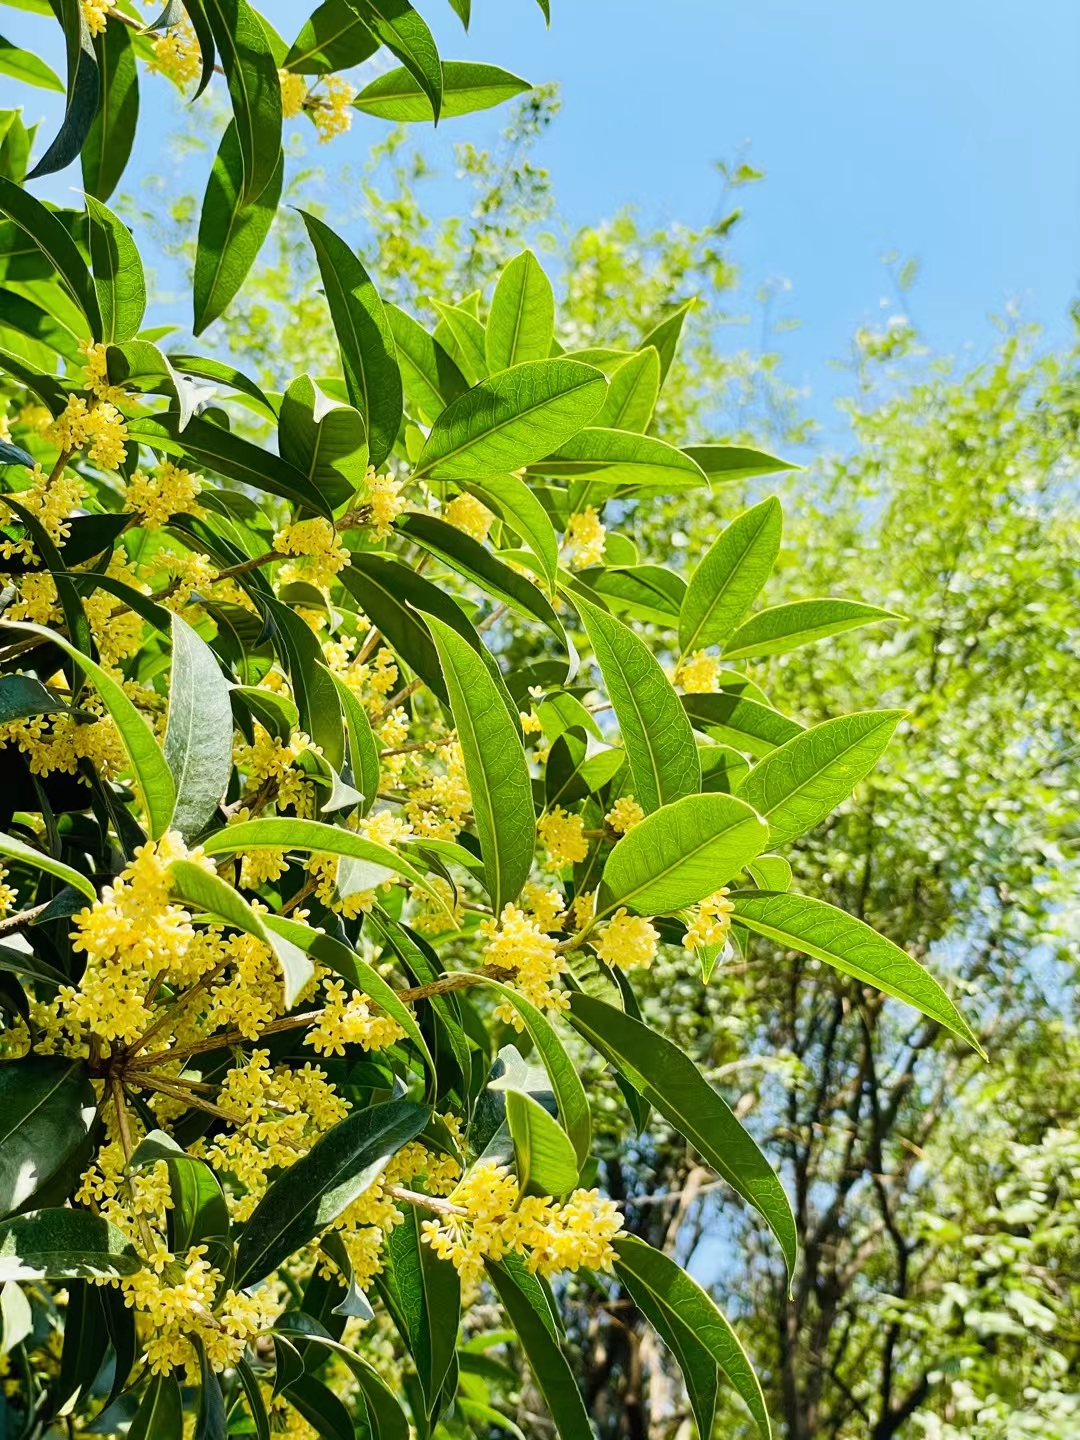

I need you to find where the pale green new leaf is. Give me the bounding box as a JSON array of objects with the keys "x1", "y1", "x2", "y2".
[
  {"x1": 601, "y1": 792, "x2": 767, "y2": 916},
  {"x1": 415, "y1": 358, "x2": 606, "y2": 479},
  {"x1": 576, "y1": 593, "x2": 700, "y2": 813},
  {"x1": 731, "y1": 891, "x2": 983, "y2": 1053},
  {"x1": 679, "y1": 497, "x2": 782, "y2": 657},
  {"x1": 593, "y1": 347, "x2": 660, "y2": 431},
  {"x1": 738, "y1": 709, "x2": 905, "y2": 847},
  {"x1": 354, "y1": 60, "x2": 531, "y2": 123},
  {"x1": 504, "y1": 1089, "x2": 579, "y2": 1197},
  {"x1": 723, "y1": 598, "x2": 901, "y2": 660},
  {"x1": 0, "y1": 830, "x2": 95, "y2": 901},
  {"x1": 486, "y1": 249, "x2": 555, "y2": 372},
  {"x1": 85, "y1": 195, "x2": 145, "y2": 344},
  {"x1": 426, "y1": 617, "x2": 534, "y2": 912}
]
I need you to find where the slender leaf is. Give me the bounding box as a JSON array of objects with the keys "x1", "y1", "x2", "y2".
[
  {"x1": 486, "y1": 1259, "x2": 591, "y2": 1440},
  {"x1": 0, "y1": 1209, "x2": 141, "y2": 1281},
  {"x1": 0, "y1": 35, "x2": 62, "y2": 90},
  {"x1": 681, "y1": 691, "x2": 804, "y2": 758},
  {"x1": 387, "y1": 301, "x2": 468, "y2": 420},
  {"x1": 679, "y1": 497, "x2": 782, "y2": 656},
  {"x1": 682, "y1": 444, "x2": 798, "y2": 484},
  {"x1": 163, "y1": 614, "x2": 233, "y2": 840},
  {"x1": 81, "y1": 18, "x2": 138, "y2": 201},
  {"x1": 486, "y1": 249, "x2": 554, "y2": 372},
  {"x1": 505, "y1": 1088, "x2": 579, "y2": 1197},
  {"x1": 284, "y1": 0, "x2": 378, "y2": 73},
  {"x1": 126, "y1": 1372, "x2": 183, "y2": 1440},
  {"x1": 594, "y1": 347, "x2": 660, "y2": 431},
  {"x1": 723, "y1": 598, "x2": 901, "y2": 660},
  {"x1": 0, "y1": 176, "x2": 101, "y2": 337},
  {"x1": 202, "y1": 0, "x2": 282, "y2": 204},
  {"x1": 84, "y1": 195, "x2": 145, "y2": 343},
  {"x1": 27, "y1": 0, "x2": 98, "y2": 180},
  {"x1": 354, "y1": 60, "x2": 530, "y2": 122},
  {"x1": 0, "y1": 829, "x2": 95, "y2": 900},
  {"x1": 459, "y1": 471, "x2": 559, "y2": 592},
  {"x1": 347, "y1": 0, "x2": 442, "y2": 121},
  {"x1": 330, "y1": 671, "x2": 380, "y2": 816}
]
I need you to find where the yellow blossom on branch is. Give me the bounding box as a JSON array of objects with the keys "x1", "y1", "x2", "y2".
[{"x1": 538, "y1": 805, "x2": 589, "y2": 869}]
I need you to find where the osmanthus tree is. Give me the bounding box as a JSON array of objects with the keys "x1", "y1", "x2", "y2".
[{"x1": 0, "y1": 5, "x2": 981, "y2": 1439}]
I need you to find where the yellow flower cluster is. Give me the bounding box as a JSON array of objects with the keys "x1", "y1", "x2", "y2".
[
  {"x1": 0, "y1": 865, "x2": 17, "y2": 917},
  {"x1": 595, "y1": 908, "x2": 659, "y2": 970},
  {"x1": 365, "y1": 467, "x2": 406, "y2": 539},
  {"x1": 278, "y1": 68, "x2": 307, "y2": 119},
  {"x1": 149, "y1": 16, "x2": 202, "y2": 88},
  {"x1": 566, "y1": 506, "x2": 606, "y2": 567},
  {"x1": 81, "y1": 340, "x2": 125, "y2": 404},
  {"x1": 124, "y1": 461, "x2": 203, "y2": 531},
  {"x1": 482, "y1": 903, "x2": 567, "y2": 1020},
  {"x1": 522, "y1": 882, "x2": 566, "y2": 931},
  {"x1": 421, "y1": 1161, "x2": 623, "y2": 1302},
  {"x1": 538, "y1": 805, "x2": 589, "y2": 869},
  {"x1": 234, "y1": 724, "x2": 314, "y2": 810},
  {"x1": 678, "y1": 650, "x2": 722, "y2": 693},
  {"x1": 0, "y1": 462, "x2": 87, "y2": 547},
  {"x1": 683, "y1": 887, "x2": 735, "y2": 951},
  {"x1": 80, "y1": 0, "x2": 111, "y2": 36},
  {"x1": 273, "y1": 517, "x2": 350, "y2": 590},
  {"x1": 444, "y1": 492, "x2": 493, "y2": 542},
  {"x1": 311, "y1": 75, "x2": 356, "y2": 142},
  {"x1": 47, "y1": 394, "x2": 128, "y2": 470},
  {"x1": 405, "y1": 741, "x2": 472, "y2": 839},
  {"x1": 409, "y1": 876, "x2": 464, "y2": 934},
  {"x1": 306, "y1": 978, "x2": 407, "y2": 1056},
  {"x1": 606, "y1": 795, "x2": 644, "y2": 833},
  {"x1": 0, "y1": 709, "x2": 126, "y2": 783}
]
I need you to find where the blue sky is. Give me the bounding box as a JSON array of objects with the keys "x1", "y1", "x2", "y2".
[{"x1": 5, "y1": 0, "x2": 1079, "y2": 429}]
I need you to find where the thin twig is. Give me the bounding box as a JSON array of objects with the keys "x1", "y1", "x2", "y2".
[{"x1": 386, "y1": 1184, "x2": 467, "y2": 1218}]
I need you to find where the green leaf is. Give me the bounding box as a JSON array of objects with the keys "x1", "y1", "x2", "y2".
[
  {"x1": 0, "y1": 621, "x2": 176, "y2": 837},
  {"x1": 614, "y1": 1235, "x2": 771, "y2": 1439},
  {"x1": 576, "y1": 593, "x2": 700, "y2": 813},
  {"x1": 193, "y1": 119, "x2": 284, "y2": 335},
  {"x1": 81, "y1": 17, "x2": 138, "y2": 202},
  {"x1": 375, "y1": 1203, "x2": 460, "y2": 1413},
  {"x1": 260, "y1": 598, "x2": 344, "y2": 770},
  {"x1": 203, "y1": 817, "x2": 450, "y2": 915},
  {"x1": 0, "y1": 1056, "x2": 95, "y2": 1218},
  {"x1": 0, "y1": 829, "x2": 95, "y2": 900},
  {"x1": 639, "y1": 299, "x2": 690, "y2": 383},
  {"x1": 0, "y1": 286, "x2": 84, "y2": 362},
  {"x1": 747, "y1": 854, "x2": 792, "y2": 891},
  {"x1": 577, "y1": 564, "x2": 685, "y2": 627},
  {"x1": 126, "y1": 1372, "x2": 183, "y2": 1440},
  {"x1": 459, "y1": 471, "x2": 559, "y2": 594},
  {"x1": 486, "y1": 1260, "x2": 592, "y2": 1440},
  {"x1": 601, "y1": 792, "x2": 767, "y2": 916},
  {"x1": 738, "y1": 709, "x2": 905, "y2": 847},
  {"x1": 339, "y1": 555, "x2": 449, "y2": 705},
  {"x1": 0, "y1": 175, "x2": 101, "y2": 338},
  {"x1": 237, "y1": 1357, "x2": 271, "y2": 1440},
  {"x1": 276, "y1": 1313, "x2": 410, "y2": 1440},
  {"x1": 84, "y1": 195, "x2": 145, "y2": 343},
  {"x1": 426, "y1": 616, "x2": 534, "y2": 912},
  {"x1": 679, "y1": 497, "x2": 782, "y2": 657},
  {"x1": 126, "y1": 413, "x2": 332, "y2": 518},
  {"x1": 167, "y1": 354, "x2": 277, "y2": 421},
  {"x1": 284, "y1": 1374, "x2": 354, "y2": 1440},
  {"x1": 129, "y1": 1130, "x2": 229, "y2": 1252},
  {"x1": 0, "y1": 35, "x2": 62, "y2": 89},
  {"x1": 354, "y1": 60, "x2": 530, "y2": 122},
  {"x1": 0, "y1": 673, "x2": 66, "y2": 726},
  {"x1": 26, "y1": 0, "x2": 98, "y2": 180},
  {"x1": 299, "y1": 210, "x2": 402, "y2": 469},
  {"x1": 1, "y1": 1276, "x2": 33, "y2": 1355},
  {"x1": 387, "y1": 302, "x2": 468, "y2": 421},
  {"x1": 0, "y1": 1209, "x2": 141, "y2": 1281},
  {"x1": 722, "y1": 599, "x2": 901, "y2": 660},
  {"x1": 593, "y1": 347, "x2": 660, "y2": 431},
  {"x1": 278, "y1": 374, "x2": 367, "y2": 510},
  {"x1": 730, "y1": 891, "x2": 984, "y2": 1053},
  {"x1": 682, "y1": 444, "x2": 798, "y2": 484},
  {"x1": 329, "y1": 672, "x2": 381, "y2": 816},
  {"x1": 432, "y1": 297, "x2": 488, "y2": 382},
  {"x1": 415, "y1": 358, "x2": 607, "y2": 479},
  {"x1": 347, "y1": 0, "x2": 442, "y2": 122},
  {"x1": 193, "y1": 1337, "x2": 226, "y2": 1440},
  {"x1": 681, "y1": 692, "x2": 804, "y2": 758},
  {"x1": 504, "y1": 1088, "x2": 579, "y2": 1197},
  {"x1": 202, "y1": 0, "x2": 282, "y2": 204},
  {"x1": 168, "y1": 858, "x2": 315, "y2": 1005},
  {"x1": 284, "y1": 0, "x2": 378, "y2": 73},
  {"x1": 536, "y1": 427, "x2": 707, "y2": 491},
  {"x1": 163, "y1": 614, "x2": 233, "y2": 841},
  {"x1": 569, "y1": 994, "x2": 797, "y2": 1274},
  {"x1": 235, "y1": 1099, "x2": 429, "y2": 1286},
  {"x1": 486, "y1": 249, "x2": 554, "y2": 372}
]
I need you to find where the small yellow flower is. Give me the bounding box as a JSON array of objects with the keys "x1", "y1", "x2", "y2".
[
  {"x1": 482, "y1": 903, "x2": 567, "y2": 1020},
  {"x1": 81, "y1": 0, "x2": 112, "y2": 35},
  {"x1": 278, "y1": 68, "x2": 307, "y2": 119},
  {"x1": 538, "y1": 806, "x2": 589, "y2": 870},
  {"x1": 365, "y1": 467, "x2": 406, "y2": 539},
  {"x1": 272, "y1": 516, "x2": 349, "y2": 589},
  {"x1": 444, "y1": 492, "x2": 493, "y2": 543},
  {"x1": 595, "y1": 908, "x2": 659, "y2": 971},
  {"x1": 606, "y1": 795, "x2": 644, "y2": 834},
  {"x1": 678, "y1": 650, "x2": 722, "y2": 693},
  {"x1": 566, "y1": 506, "x2": 606, "y2": 568},
  {"x1": 124, "y1": 461, "x2": 203, "y2": 531},
  {"x1": 311, "y1": 75, "x2": 355, "y2": 143},
  {"x1": 149, "y1": 17, "x2": 202, "y2": 88},
  {"x1": 683, "y1": 887, "x2": 734, "y2": 951}
]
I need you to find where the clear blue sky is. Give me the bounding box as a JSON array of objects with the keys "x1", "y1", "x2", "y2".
[{"x1": 5, "y1": 0, "x2": 1079, "y2": 427}]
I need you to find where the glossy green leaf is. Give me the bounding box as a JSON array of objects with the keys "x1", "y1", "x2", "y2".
[
  {"x1": 681, "y1": 691, "x2": 804, "y2": 758},
  {"x1": 536, "y1": 427, "x2": 707, "y2": 490},
  {"x1": 193, "y1": 119, "x2": 284, "y2": 335},
  {"x1": 460, "y1": 471, "x2": 559, "y2": 593},
  {"x1": 593, "y1": 347, "x2": 660, "y2": 431},
  {"x1": 504, "y1": 1088, "x2": 579, "y2": 1197},
  {"x1": 126, "y1": 413, "x2": 331, "y2": 517},
  {"x1": 354, "y1": 60, "x2": 530, "y2": 122},
  {"x1": 682, "y1": 444, "x2": 799, "y2": 484},
  {"x1": 299, "y1": 210, "x2": 402, "y2": 469},
  {"x1": 347, "y1": 0, "x2": 442, "y2": 122},
  {"x1": 747, "y1": 854, "x2": 792, "y2": 891},
  {"x1": 203, "y1": 0, "x2": 282, "y2": 204},
  {"x1": 0, "y1": 285, "x2": 84, "y2": 361},
  {"x1": 235, "y1": 1099, "x2": 429, "y2": 1286},
  {"x1": 276, "y1": 1313, "x2": 410, "y2": 1440},
  {"x1": 601, "y1": 791, "x2": 767, "y2": 916},
  {"x1": 193, "y1": 1337, "x2": 226, "y2": 1440},
  {"x1": 738, "y1": 709, "x2": 905, "y2": 847},
  {"x1": 569, "y1": 994, "x2": 797, "y2": 1274},
  {"x1": 415, "y1": 358, "x2": 606, "y2": 479},
  {"x1": 427, "y1": 616, "x2": 534, "y2": 911},
  {"x1": 679, "y1": 497, "x2": 782, "y2": 656},
  {"x1": 432, "y1": 297, "x2": 487, "y2": 382},
  {"x1": 486, "y1": 249, "x2": 555, "y2": 372},
  {"x1": 329, "y1": 671, "x2": 380, "y2": 816},
  {"x1": 0, "y1": 1209, "x2": 141, "y2": 1281},
  {"x1": 486, "y1": 1259, "x2": 592, "y2": 1440},
  {"x1": 375, "y1": 1202, "x2": 460, "y2": 1413},
  {"x1": 576, "y1": 593, "x2": 700, "y2": 813},
  {"x1": 163, "y1": 614, "x2": 233, "y2": 841},
  {"x1": 340, "y1": 555, "x2": 449, "y2": 704},
  {"x1": 0, "y1": 176, "x2": 101, "y2": 338},
  {"x1": 278, "y1": 374, "x2": 367, "y2": 510},
  {"x1": 614, "y1": 1235, "x2": 770, "y2": 1439},
  {"x1": 639, "y1": 299, "x2": 690, "y2": 382},
  {"x1": 387, "y1": 302, "x2": 468, "y2": 420},
  {"x1": 1, "y1": 621, "x2": 176, "y2": 837},
  {"x1": 84, "y1": 195, "x2": 145, "y2": 343},
  {"x1": 81, "y1": 17, "x2": 138, "y2": 201},
  {"x1": 0, "y1": 35, "x2": 62, "y2": 89},
  {"x1": 27, "y1": 0, "x2": 98, "y2": 180},
  {"x1": 168, "y1": 858, "x2": 315, "y2": 1006},
  {"x1": 127, "y1": 1372, "x2": 183, "y2": 1440},
  {"x1": 0, "y1": 1056, "x2": 95, "y2": 1218},
  {"x1": 723, "y1": 598, "x2": 902, "y2": 660},
  {"x1": 731, "y1": 891, "x2": 983, "y2": 1053},
  {"x1": 167, "y1": 353, "x2": 277, "y2": 421},
  {"x1": 284, "y1": 0, "x2": 378, "y2": 73},
  {"x1": 283, "y1": 1375, "x2": 353, "y2": 1440},
  {"x1": 237, "y1": 1357, "x2": 271, "y2": 1440},
  {"x1": 0, "y1": 829, "x2": 95, "y2": 900},
  {"x1": 260, "y1": 598, "x2": 344, "y2": 770}
]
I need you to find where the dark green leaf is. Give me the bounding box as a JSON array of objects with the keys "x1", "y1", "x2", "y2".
[
  {"x1": 0, "y1": 175, "x2": 101, "y2": 337},
  {"x1": 202, "y1": 0, "x2": 282, "y2": 204},
  {"x1": 347, "y1": 0, "x2": 442, "y2": 122},
  {"x1": 84, "y1": 195, "x2": 145, "y2": 343},
  {"x1": 536, "y1": 427, "x2": 707, "y2": 491},
  {"x1": 387, "y1": 302, "x2": 468, "y2": 421},
  {"x1": 681, "y1": 692, "x2": 804, "y2": 759},
  {"x1": 127, "y1": 1372, "x2": 183, "y2": 1440},
  {"x1": 129, "y1": 1130, "x2": 229, "y2": 1251},
  {"x1": 0, "y1": 1055, "x2": 94, "y2": 1217},
  {"x1": 0, "y1": 1209, "x2": 141, "y2": 1281},
  {"x1": 27, "y1": 0, "x2": 99, "y2": 181},
  {"x1": 284, "y1": 0, "x2": 378, "y2": 73},
  {"x1": 81, "y1": 18, "x2": 138, "y2": 201},
  {"x1": 330, "y1": 671, "x2": 380, "y2": 816},
  {"x1": 460, "y1": 471, "x2": 559, "y2": 593},
  {"x1": 486, "y1": 1259, "x2": 591, "y2": 1440}
]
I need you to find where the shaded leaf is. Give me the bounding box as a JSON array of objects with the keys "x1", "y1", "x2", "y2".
[{"x1": 0, "y1": 1209, "x2": 141, "y2": 1281}]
